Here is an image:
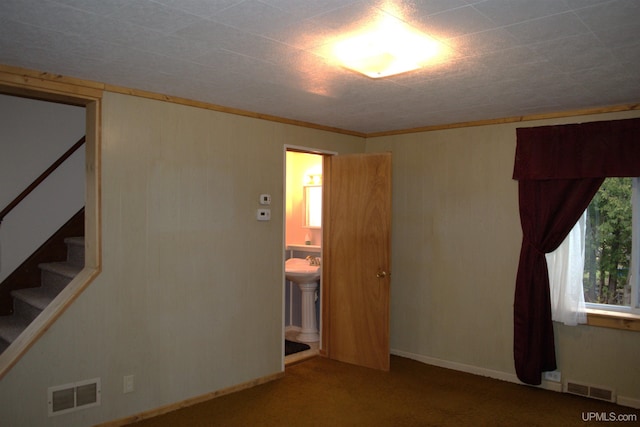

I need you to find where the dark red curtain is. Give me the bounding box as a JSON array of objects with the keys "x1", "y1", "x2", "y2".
[{"x1": 513, "y1": 117, "x2": 640, "y2": 385}]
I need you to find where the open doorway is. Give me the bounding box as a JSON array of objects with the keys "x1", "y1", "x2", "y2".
[
  {"x1": 283, "y1": 147, "x2": 334, "y2": 365},
  {"x1": 0, "y1": 94, "x2": 85, "y2": 286},
  {"x1": 0, "y1": 74, "x2": 100, "y2": 380},
  {"x1": 282, "y1": 149, "x2": 393, "y2": 370}
]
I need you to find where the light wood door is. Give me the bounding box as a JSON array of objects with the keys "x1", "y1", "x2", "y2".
[{"x1": 322, "y1": 152, "x2": 392, "y2": 371}]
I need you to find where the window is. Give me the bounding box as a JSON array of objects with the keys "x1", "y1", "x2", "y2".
[
  {"x1": 512, "y1": 117, "x2": 640, "y2": 384},
  {"x1": 583, "y1": 177, "x2": 639, "y2": 314},
  {"x1": 549, "y1": 177, "x2": 640, "y2": 321}
]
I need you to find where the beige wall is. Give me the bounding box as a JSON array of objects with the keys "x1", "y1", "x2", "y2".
[
  {"x1": 0, "y1": 91, "x2": 364, "y2": 426},
  {"x1": 367, "y1": 109, "x2": 640, "y2": 403}
]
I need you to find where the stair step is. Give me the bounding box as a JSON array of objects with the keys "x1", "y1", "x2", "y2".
[
  {"x1": 0, "y1": 232, "x2": 85, "y2": 355},
  {"x1": 39, "y1": 262, "x2": 83, "y2": 294},
  {"x1": 65, "y1": 236, "x2": 84, "y2": 246},
  {"x1": 11, "y1": 288, "x2": 58, "y2": 323},
  {"x1": 0, "y1": 315, "x2": 30, "y2": 344},
  {"x1": 39, "y1": 261, "x2": 82, "y2": 279},
  {"x1": 65, "y1": 236, "x2": 85, "y2": 267},
  {"x1": 12, "y1": 287, "x2": 56, "y2": 311}
]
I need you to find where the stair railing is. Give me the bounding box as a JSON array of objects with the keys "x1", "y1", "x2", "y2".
[{"x1": 0, "y1": 136, "x2": 85, "y2": 226}]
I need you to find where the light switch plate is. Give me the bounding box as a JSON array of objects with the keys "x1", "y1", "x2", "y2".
[
  {"x1": 257, "y1": 208, "x2": 271, "y2": 221},
  {"x1": 123, "y1": 375, "x2": 134, "y2": 394}
]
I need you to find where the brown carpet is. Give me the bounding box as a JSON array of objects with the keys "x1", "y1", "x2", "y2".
[{"x1": 128, "y1": 355, "x2": 637, "y2": 427}]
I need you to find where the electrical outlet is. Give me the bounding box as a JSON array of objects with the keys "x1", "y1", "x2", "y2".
[
  {"x1": 544, "y1": 370, "x2": 561, "y2": 383},
  {"x1": 123, "y1": 375, "x2": 134, "y2": 394}
]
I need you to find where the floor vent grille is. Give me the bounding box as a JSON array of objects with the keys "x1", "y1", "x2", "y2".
[
  {"x1": 48, "y1": 378, "x2": 101, "y2": 416},
  {"x1": 565, "y1": 380, "x2": 615, "y2": 402}
]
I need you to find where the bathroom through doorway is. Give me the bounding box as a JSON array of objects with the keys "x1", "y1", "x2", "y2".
[{"x1": 283, "y1": 147, "x2": 334, "y2": 366}]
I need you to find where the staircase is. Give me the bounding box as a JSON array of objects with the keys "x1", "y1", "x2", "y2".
[{"x1": 0, "y1": 237, "x2": 84, "y2": 354}]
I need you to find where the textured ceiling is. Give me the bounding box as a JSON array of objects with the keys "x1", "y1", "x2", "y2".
[{"x1": 1, "y1": 0, "x2": 639, "y2": 135}]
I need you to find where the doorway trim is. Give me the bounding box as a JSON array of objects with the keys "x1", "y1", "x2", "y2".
[
  {"x1": 0, "y1": 65, "x2": 102, "y2": 380},
  {"x1": 283, "y1": 145, "x2": 337, "y2": 367}
]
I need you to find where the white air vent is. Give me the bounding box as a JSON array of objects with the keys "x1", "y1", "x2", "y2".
[
  {"x1": 48, "y1": 378, "x2": 101, "y2": 416},
  {"x1": 565, "y1": 380, "x2": 615, "y2": 403}
]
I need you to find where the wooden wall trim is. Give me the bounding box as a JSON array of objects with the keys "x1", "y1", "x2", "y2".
[
  {"x1": 0, "y1": 64, "x2": 102, "y2": 103},
  {"x1": 366, "y1": 103, "x2": 640, "y2": 138},
  {"x1": 3, "y1": 63, "x2": 638, "y2": 139},
  {"x1": 94, "y1": 371, "x2": 286, "y2": 427},
  {"x1": 586, "y1": 309, "x2": 640, "y2": 332},
  {"x1": 104, "y1": 83, "x2": 367, "y2": 137}
]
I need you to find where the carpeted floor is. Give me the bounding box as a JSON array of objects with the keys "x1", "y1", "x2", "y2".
[{"x1": 128, "y1": 355, "x2": 638, "y2": 427}]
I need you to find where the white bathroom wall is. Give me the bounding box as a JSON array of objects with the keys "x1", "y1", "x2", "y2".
[{"x1": 0, "y1": 94, "x2": 85, "y2": 281}]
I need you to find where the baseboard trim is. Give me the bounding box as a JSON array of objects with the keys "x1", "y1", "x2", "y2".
[
  {"x1": 390, "y1": 349, "x2": 562, "y2": 392},
  {"x1": 95, "y1": 370, "x2": 285, "y2": 427},
  {"x1": 391, "y1": 349, "x2": 640, "y2": 407},
  {"x1": 617, "y1": 395, "x2": 640, "y2": 409}
]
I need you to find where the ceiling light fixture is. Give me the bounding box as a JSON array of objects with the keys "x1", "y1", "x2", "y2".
[{"x1": 332, "y1": 15, "x2": 442, "y2": 79}]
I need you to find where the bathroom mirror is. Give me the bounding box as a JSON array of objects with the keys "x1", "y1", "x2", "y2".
[{"x1": 304, "y1": 185, "x2": 322, "y2": 228}]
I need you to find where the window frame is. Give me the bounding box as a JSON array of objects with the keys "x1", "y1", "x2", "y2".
[{"x1": 585, "y1": 177, "x2": 640, "y2": 330}]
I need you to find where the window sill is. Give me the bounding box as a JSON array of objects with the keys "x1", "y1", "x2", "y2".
[{"x1": 586, "y1": 308, "x2": 640, "y2": 332}]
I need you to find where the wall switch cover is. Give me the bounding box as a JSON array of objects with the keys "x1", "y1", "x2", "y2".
[
  {"x1": 123, "y1": 375, "x2": 134, "y2": 394},
  {"x1": 257, "y1": 208, "x2": 271, "y2": 221}
]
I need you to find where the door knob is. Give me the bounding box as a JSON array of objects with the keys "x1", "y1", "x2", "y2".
[{"x1": 376, "y1": 271, "x2": 387, "y2": 278}]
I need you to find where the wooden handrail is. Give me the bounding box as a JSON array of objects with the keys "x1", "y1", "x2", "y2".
[{"x1": 0, "y1": 135, "x2": 85, "y2": 225}]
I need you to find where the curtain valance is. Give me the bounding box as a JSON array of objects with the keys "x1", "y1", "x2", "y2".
[{"x1": 514, "y1": 117, "x2": 640, "y2": 180}]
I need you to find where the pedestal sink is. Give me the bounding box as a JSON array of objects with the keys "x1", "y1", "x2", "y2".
[{"x1": 285, "y1": 258, "x2": 320, "y2": 343}]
